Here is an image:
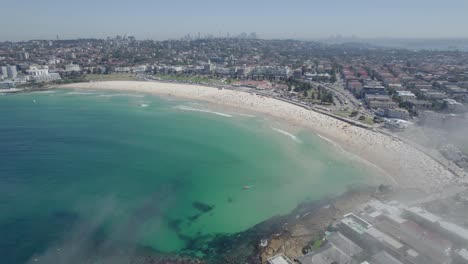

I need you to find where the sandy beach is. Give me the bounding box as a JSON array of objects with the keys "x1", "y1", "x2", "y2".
[{"x1": 60, "y1": 81, "x2": 459, "y2": 193}]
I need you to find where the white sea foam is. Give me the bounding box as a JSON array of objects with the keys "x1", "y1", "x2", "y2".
[
  {"x1": 97, "y1": 94, "x2": 144, "y2": 98},
  {"x1": 235, "y1": 113, "x2": 256, "y2": 117},
  {"x1": 174, "y1": 106, "x2": 233, "y2": 117},
  {"x1": 317, "y1": 134, "x2": 345, "y2": 152},
  {"x1": 272, "y1": 128, "x2": 302, "y2": 143},
  {"x1": 65, "y1": 91, "x2": 96, "y2": 95},
  {"x1": 30, "y1": 90, "x2": 56, "y2": 94},
  {"x1": 140, "y1": 104, "x2": 149, "y2": 107}
]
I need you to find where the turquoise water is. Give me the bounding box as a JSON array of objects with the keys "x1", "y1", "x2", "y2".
[{"x1": 0, "y1": 89, "x2": 378, "y2": 263}]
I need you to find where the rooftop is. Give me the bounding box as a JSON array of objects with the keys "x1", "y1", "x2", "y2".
[
  {"x1": 365, "y1": 227, "x2": 404, "y2": 250},
  {"x1": 341, "y1": 213, "x2": 372, "y2": 234},
  {"x1": 267, "y1": 254, "x2": 294, "y2": 264},
  {"x1": 327, "y1": 232, "x2": 363, "y2": 257},
  {"x1": 371, "y1": 251, "x2": 404, "y2": 264}
]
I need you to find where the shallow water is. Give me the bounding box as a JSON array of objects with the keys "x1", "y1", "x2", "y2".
[{"x1": 0, "y1": 89, "x2": 381, "y2": 263}]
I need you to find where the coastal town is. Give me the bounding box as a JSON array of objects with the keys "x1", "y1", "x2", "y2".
[
  {"x1": 1, "y1": 36, "x2": 467, "y2": 124},
  {"x1": 2, "y1": 36, "x2": 468, "y2": 264},
  {"x1": 2, "y1": 36, "x2": 468, "y2": 171}
]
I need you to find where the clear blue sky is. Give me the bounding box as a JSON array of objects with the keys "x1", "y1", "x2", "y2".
[{"x1": 2, "y1": 0, "x2": 468, "y2": 41}]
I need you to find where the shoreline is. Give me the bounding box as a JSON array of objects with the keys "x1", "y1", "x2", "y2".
[{"x1": 58, "y1": 80, "x2": 457, "y2": 193}]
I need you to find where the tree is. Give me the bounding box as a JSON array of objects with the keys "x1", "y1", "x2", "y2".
[{"x1": 321, "y1": 91, "x2": 334, "y2": 103}]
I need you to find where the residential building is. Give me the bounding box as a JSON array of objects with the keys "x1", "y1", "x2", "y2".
[
  {"x1": 385, "y1": 108, "x2": 410, "y2": 120},
  {"x1": 251, "y1": 66, "x2": 290, "y2": 80},
  {"x1": 0, "y1": 81, "x2": 15, "y2": 89},
  {"x1": 362, "y1": 85, "x2": 387, "y2": 97},
  {"x1": 396, "y1": 90, "x2": 416, "y2": 101},
  {"x1": 7, "y1": 65, "x2": 17, "y2": 79},
  {"x1": 65, "y1": 64, "x2": 81, "y2": 72},
  {"x1": 0, "y1": 66, "x2": 7, "y2": 79},
  {"x1": 384, "y1": 119, "x2": 412, "y2": 129},
  {"x1": 27, "y1": 65, "x2": 49, "y2": 77},
  {"x1": 365, "y1": 94, "x2": 397, "y2": 109},
  {"x1": 420, "y1": 90, "x2": 448, "y2": 100},
  {"x1": 27, "y1": 66, "x2": 61, "y2": 82},
  {"x1": 443, "y1": 99, "x2": 465, "y2": 113}
]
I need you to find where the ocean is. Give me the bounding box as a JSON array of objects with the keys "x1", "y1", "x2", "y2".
[{"x1": 0, "y1": 89, "x2": 380, "y2": 263}]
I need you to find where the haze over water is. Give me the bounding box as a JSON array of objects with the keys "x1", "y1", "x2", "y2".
[{"x1": 0, "y1": 89, "x2": 379, "y2": 263}]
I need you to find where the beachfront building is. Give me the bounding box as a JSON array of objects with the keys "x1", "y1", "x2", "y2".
[
  {"x1": 26, "y1": 66, "x2": 61, "y2": 82},
  {"x1": 0, "y1": 66, "x2": 8, "y2": 79},
  {"x1": 0, "y1": 81, "x2": 15, "y2": 89},
  {"x1": 384, "y1": 119, "x2": 412, "y2": 129},
  {"x1": 65, "y1": 64, "x2": 81, "y2": 72},
  {"x1": 385, "y1": 108, "x2": 410, "y2": 120},
  {"x1": 27, "y1": 65, "x2": 49, "y2": 77},
  {"x1": 403, "y1": 206, "x2": 468, "y2": 246},
  {"x1": 114, "y1": 66, "x2": 132, "y2": 73},
  {"x1": 250, "y1": 66, "x2": 290, "y2": 81},
  {"x1": 7, "y1": 65, "x2": 17, "y2": 79},
  {"x1": 297, "y1": 232, "x2": 363, "y2": 264},
  {"x1": 267, "y1": 254, "x2": 293, "y2": 264},
  {"x1": 132, "y1": 65, "x2": 147, "y2": 73}
]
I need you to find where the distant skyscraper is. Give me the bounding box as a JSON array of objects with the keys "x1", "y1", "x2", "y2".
[{"x1": 7, "y1": 65, "x2": 17, "y2": 79}]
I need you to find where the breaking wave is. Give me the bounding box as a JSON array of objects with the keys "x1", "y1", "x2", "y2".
[
  {"x1": 97, "y1": 94, "x2": 144, "y2": 98},
  {"x1": 174, "y1": 106, "x2": 233, "y2": 117},
  {"x1": 272, "y1": 128, "x2": 302, "y2": 143}
]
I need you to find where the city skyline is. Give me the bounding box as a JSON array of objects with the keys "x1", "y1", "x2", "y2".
[{"x1": 2, "y1": 0, "x2": 468, "y2": 41}]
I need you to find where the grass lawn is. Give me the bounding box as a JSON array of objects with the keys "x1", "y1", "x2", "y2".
[
  {"x1": 334, "y1": 110, "x2": 353, "y2": 118},
  {"x1": 156, "y1": 74, "x2": 220, "y2": 84},
  {"x1": 334, "y1": 110, "x2": 375, "y2": 125},
  {"x1": 84, "y1": 73, "x2": 140, "y2": 81}
]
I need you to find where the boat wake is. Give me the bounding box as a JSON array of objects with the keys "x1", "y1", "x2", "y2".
[
  {"x1": 140, "y1": 103, "x2": 149, "y2": 107},
  {"x1": 272, "y1": 128, "x2": 302, "y2": 143},
  {"x1": 174, "y1": 106, "x2": 233, "y2": 117}
]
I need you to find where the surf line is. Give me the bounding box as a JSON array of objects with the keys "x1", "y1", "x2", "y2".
[
  {"x1": 174, "y1": 106, "x2": 233, "y2": 117},
  {"x1": 317, "y1": 134, "x2": 345, "y2": 152},
  {"x1": 272, "y1": 127, "x2": 302, "y2": 143}
]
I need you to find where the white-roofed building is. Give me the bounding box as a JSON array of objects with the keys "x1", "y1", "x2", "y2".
[
  {"x1": 65, "y1": 64, "x2": 81, "y2": 72},
  {"x1": 267, "y1": 254, "x2": 293, "y2": 264}
]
